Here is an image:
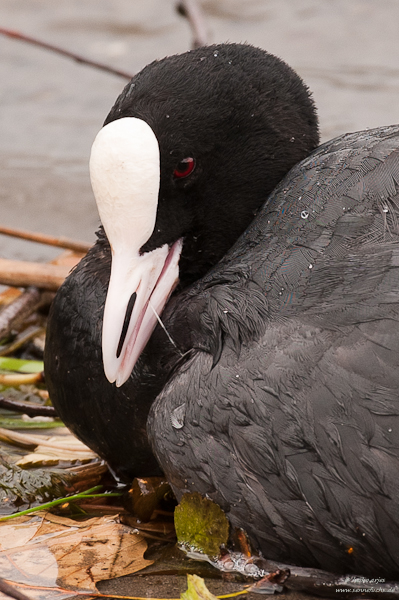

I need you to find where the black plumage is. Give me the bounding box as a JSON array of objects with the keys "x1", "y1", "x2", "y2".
[
  {"x1": 45, "y1": 44, "x2": 399, "y2": 578},
  {"x1": 149, "y1": 126, "x2": 399, "y2": 578}
]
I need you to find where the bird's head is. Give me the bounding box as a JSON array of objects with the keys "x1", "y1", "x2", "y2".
[{"x1": 89, "y1": 43, "x2": 319, "y2": 386}]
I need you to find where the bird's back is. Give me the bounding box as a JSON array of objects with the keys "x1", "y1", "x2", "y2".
[{"x1": 148, "y1": 124, "x2": 399, "y2": 578}]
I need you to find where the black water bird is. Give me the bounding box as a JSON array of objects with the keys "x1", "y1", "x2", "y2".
[{"x1": 45, "y1": 43, "x2": 399, "y2": 578}]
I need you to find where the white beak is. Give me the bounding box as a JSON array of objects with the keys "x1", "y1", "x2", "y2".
[{"x1": 90, "y1": 117, "x2": 182, "y2": 387}]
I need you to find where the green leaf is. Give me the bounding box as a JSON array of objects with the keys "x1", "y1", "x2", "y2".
[
  {"x1": 181, "y1": 574, "x2": 218, "y2": 600},
  {"x1": 0, "y1": 416, "x2": 63, "y2": 429},
  {"x1": 174, "y1": 492, "x2": 229, "y2": 557},
  {"x1": 0, "y1": 357, "x2": 44, "y2": 373}
]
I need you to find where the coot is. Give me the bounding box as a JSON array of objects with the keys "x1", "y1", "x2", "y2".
[
  {"x1": 45, "y1": 43, "x2": 319, "y2": 477},
  {"x1": 45, "y1": 44, "x2": 399, "y2": 578}
]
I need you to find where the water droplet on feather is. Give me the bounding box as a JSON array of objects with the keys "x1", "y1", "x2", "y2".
[{"x1": 171, "y1": 404, "x2": 186, "y2": 429}]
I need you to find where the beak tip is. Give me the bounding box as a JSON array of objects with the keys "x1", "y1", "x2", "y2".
[
  {"x1": 116, "y1": 372, "x2": 129, "y2": 388},
  {"x1": 104, "y1": 364, "x2": 117, "y2": 385}
]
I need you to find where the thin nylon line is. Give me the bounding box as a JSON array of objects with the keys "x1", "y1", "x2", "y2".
[
  {"x1": 3, "y1": 579, "x2": 249, "y2": 600},
  {"x1": 148, "y1": 302, "x2": 183, "y2": 355}
]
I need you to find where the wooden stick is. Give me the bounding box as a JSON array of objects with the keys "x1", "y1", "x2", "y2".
[
  {"x1": 0, "y1": 325, "x2": 45, "y2": 357},
  {"x1": 0, "y1": 258, "x2": 71, "y2": 291},
  {"x1": 0, "y1": 225, "x2": 92, "y2": 253},
  {"x1": 0, "y1": 287, "x2": 41, "y2": 340},
  {"x1": 177, "y1": 0, "x2": 208, "y2": 48},
  {"x1": 0, "y1": 28, "x2": 133, "y2": 80},
  {"x1": 0, "y1": 372, "x2": 43, "y2": 386},
  {"x1": 0, "y1": 427, "x2": 96, "y2": 452},
  {"x1": 0, "y1": 396, "x2": 56, "y2": 417}
]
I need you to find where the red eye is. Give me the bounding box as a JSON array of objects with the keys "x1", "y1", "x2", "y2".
[{"x1": 173, "y1": 157, "x2": 195, "y2": 179}]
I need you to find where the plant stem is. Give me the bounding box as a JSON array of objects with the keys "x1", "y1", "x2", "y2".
[
  {"x1": 0, "y1": 28, "x2": 133, "y2": 80},
  {"x1": 0, "y1": 485, "x2": 124, "y2": 521}
]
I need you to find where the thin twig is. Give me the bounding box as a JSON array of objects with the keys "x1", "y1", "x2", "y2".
[
  {"x1": 0, "y1": 427, "x2": 95, "y2": 452},
  {"x1": 0, "y1": 325, "x2": 45, "y2": 357},
  {"x1": 0, "y1": 372, "x2": 43, "y2": 386},
  {"x1": 0, "y1": 578, "x2": 33, "y2": 600},
  {"x1": 0, "y1": 28, "x2": 133, "y2": 80},
  {"x1": 0, "y1": 225, "x2": 92, "y2": 253},
  {"x1": 76, "y1": 503, "x2": 127, "y2": 513},
  {"x1": 0, "y1": 287, "x2": 41, "y2": 340},
  {"x1": 0, "y1": 396, "x2": 56, "y2": 417},
  {"x1": 0, "y1": 259, "x2": 71, "y2": 291},
  {"x1": 0, "y1": 582, "x2": 248, "y2": 600},
  {"x1": 177, "y1": 0, "x2": 208, "y2": 48}
]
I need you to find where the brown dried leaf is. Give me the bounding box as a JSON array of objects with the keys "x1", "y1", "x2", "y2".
[
  {"x1": 16, "y1": 441, "x2": 96, "y2": 469},
  {"x1": 0, "y1": 512, "x2": 152, "y2": 596}
]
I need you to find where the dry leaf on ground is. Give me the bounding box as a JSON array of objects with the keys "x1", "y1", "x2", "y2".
[
  {"x1": 0, "y1": 512, "x2": 152, "y2": 599},
  {"x1": 15, "y1": 434, "x2": 97, "y2": 469}
]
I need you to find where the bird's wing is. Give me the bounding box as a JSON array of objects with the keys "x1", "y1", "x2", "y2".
[{"x1": 149, "y1": 125, "x2": 399, "y2": 576}]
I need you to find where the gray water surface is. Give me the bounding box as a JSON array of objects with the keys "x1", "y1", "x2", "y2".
[{"x1": 1, "y1": 0, "x2": 399, "y2": 261}]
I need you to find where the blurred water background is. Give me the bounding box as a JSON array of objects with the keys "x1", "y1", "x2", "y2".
[{"x1": 1, "y1": 0, "x2": 399, "y2": 262}]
